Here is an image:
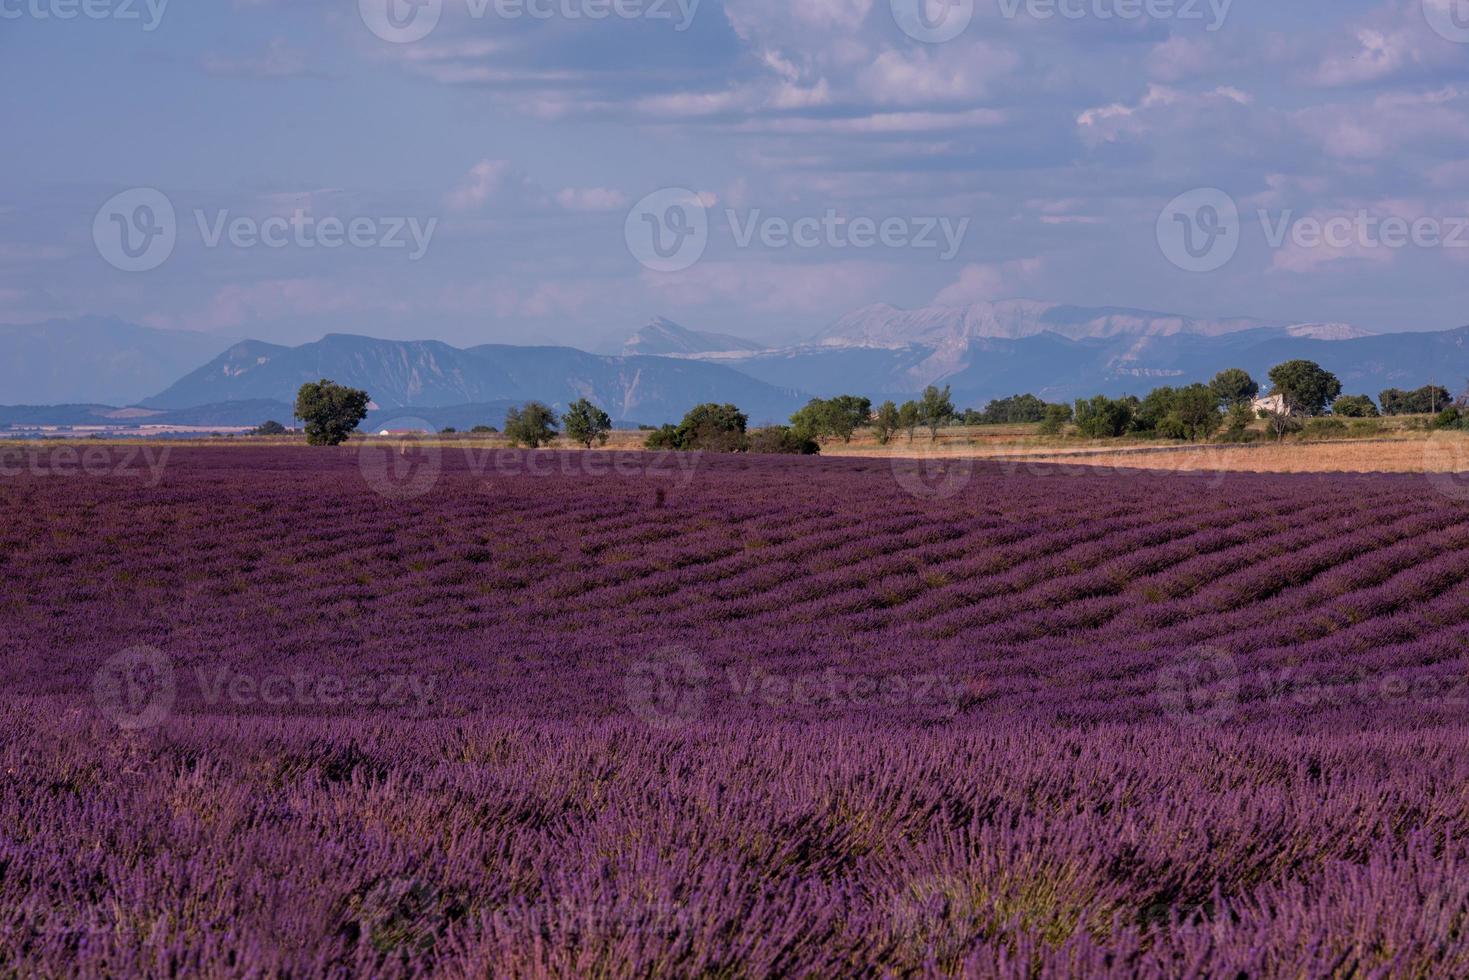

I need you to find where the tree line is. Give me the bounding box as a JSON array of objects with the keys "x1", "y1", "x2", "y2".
[{"x1": 284, "y1": 367, "x2": 1469, "y2": 448}]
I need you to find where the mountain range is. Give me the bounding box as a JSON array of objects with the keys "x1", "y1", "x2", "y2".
[
  {"x1": 1, "y1": 303, "x2": 1463, "y2": 428},
  {"x1": 144, "y1": 333, "x2": 806, "y2": 425},
  {"x1": 0, "y1": 316, "x2": 235, "y2": 406}
]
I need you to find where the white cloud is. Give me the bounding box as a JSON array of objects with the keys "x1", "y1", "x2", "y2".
[
  {"x1": 932, "y1": 258, "x2": 1044, "y2": 306},
  {"x1": 556, "y1": 188, "x2": 629, "y2": 212}
]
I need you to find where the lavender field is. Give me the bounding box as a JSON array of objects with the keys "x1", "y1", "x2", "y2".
[{"x1": 3, "y1": 445, "x2": 1469, "y2": 976}]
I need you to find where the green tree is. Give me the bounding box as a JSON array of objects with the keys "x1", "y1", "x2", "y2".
[
  {"x1": 504, "y1": 402, "x2": 560, "y2": 448},
  {"x1": 675, "y1": 403, "x2": 748, "y2": 452},
  {"x1": 1170, "y1": 384, "x2": 1223, "y2": 441},
  {"x1": 825, "y1": 395, "x2": 872, "y2": 443},
  {"x1": 873, "y1": 400, "x2": 900, "y2": 445},
  {"x1": 1224, "y1": 401, "x2": 1255, "y2": 439},
  {"x1": 1038, "y1": 403, "x2": 1072, "y2": 435},
  {"x1": 790, "y1": 396, "x2": 873, "y2": 444},
  {"x1": 294, "y1": 380, "x2": 370, "y2": 447},
  {"x1": 1380, "y1": 385, "x2": 1452, "y2": 415},
  {"x1": 1074, "y1": 395, "x2": 1134, "y2": 438},
  {"x1": 918, "y1": 384, "x2": 956, "y2": 440},
  {"x1": 1268, "y1": 360, "x2": 1342, "y2": 417},
  {"x1": 1134, "y1": 387, "x2": 1179, "y2": 434},
  {"x1": 897, "y1": 401, "x2": 921, "y2": 443},
  {"x1": 977, "y1": 394, "x2": 1050, "y2": 424},
  {"x1": 471, "y1": 425, "x2": 497, "y2": 434},
  {"x1": 1332, "y1": 395, "x2": 1379, "y2": 418},
  {"x1": 253, "y1": 420, "x2": 287, "y2": 436},
  {"x1": 1209, "y1": 368, "x2": 1260, "y2": 408},
  {"x1": 563, "y1": 398, "x2": 613, "y2": 449}
]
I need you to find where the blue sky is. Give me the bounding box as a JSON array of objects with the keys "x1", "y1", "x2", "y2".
[{"x1": 3, "y1": 0, "x2": 1468, "y2": 349}]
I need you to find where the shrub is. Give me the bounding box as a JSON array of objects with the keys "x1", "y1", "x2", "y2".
[
  {"x1": 1431, "y1": 407, "x2": 1464, "y2": 431},
  {"x1": 1303, "y1": 418, "x2": 1349, "y2": 440},
  {"x1": 644, "y1": 425, "x2": 680, "y2": 450},
  {"x1": 748, "y1": 426, "x2": 820, "y2": 455},
  {"x1": 253, "y1": 420, "x2": 287, "y2": 436},
  {"x1": 675, "y1": 404, "x2": 748, "y2": 452},
  {"x1": 1332, "y1": 395, "x2": 1379, "y2": 418}
]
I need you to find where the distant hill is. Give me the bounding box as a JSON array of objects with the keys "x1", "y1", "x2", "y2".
[
  {"x1": 0, "y1": 317, "x2": 234, "y2": 406},
  {"x1": 695, "y1": 325, "x2": 1468, "y2": 406},
  {"x1": 144, "y1": 333, "x2": 808, "y2": 425},
  {"x1": 622, "y1": 317, "x2": 767, "y2": 356}
]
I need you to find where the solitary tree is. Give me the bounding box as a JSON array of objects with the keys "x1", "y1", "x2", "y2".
[
  {"x1": 1208, "y1": 368, "x2": 1260, "y2": 409},
  {"x1": 1268, "y1": 360, "x2": 1342, "y2": 417},
  {"x1": 918, "y1": 385, "x2": 956, "y2": 440},
  {"x1": 563, "y1": 398, "x2": 613, "y2": 449},
  {"x1": 504, "y1": 402, "x2": 560, "y2": 448},
  {"x1": 294, "y1": 380, "x2": 370, "y2": 446}
]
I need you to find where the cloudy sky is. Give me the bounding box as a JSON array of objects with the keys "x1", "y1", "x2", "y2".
[{"x1": 3, "y1": 0, "x2": 1468, "y2": 349}]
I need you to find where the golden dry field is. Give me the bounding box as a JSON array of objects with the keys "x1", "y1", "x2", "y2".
[{"x1": 9, "y1": 422, "x2": 1469, "y2": 475}]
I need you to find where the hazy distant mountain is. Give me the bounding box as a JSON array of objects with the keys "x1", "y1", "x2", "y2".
[
  {"x1": 690, "y1": 312, "x2": 1456, "y2": 407},
  {"x1": 622, "y1": 317, "x2": 767, "y2": 356},
  {"x1": 145, "y1": 334, "x2": 807, "y2": 425},
  {"x1": 0, "y1": 317, "x2": 234, "y2": 406},
  {"x1": 812, "y1": 301, "x2": 1289, "y2": 348}
]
